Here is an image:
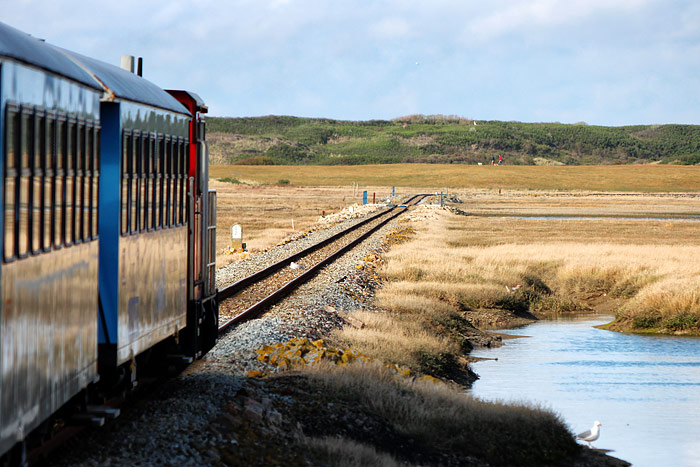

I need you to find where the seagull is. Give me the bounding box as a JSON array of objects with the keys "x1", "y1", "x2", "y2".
[
  {"x1": 289, "y1": 262, "x2": 305, "y2": 270},
  {"x1": 576, "y1": 421, "x2": 602, "y2": 447}
]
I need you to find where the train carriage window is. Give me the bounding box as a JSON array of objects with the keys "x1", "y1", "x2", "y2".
[
  {"x1": 82, "y1": 179, "x2": 89, "y2": 239},
  {"x1": 54, "y1": 114, "x2": 66, "y2": 247},
  {"x1": 174, "y1": 138, "x2": 180, "y2": 225},
  {"x1": 86, "y1": 121, "x2": 93, "y2": 238},
  {"x1": 64, "y1": 117, "x2": 76, "y2": 245},
  {"x1": 43, "y1": 112, "x2": 55, "y2": 250},
  {"x1": 145, "y1": 134, "x2": 154, "y2": 231},
  {"x1": 18, "y1": 108, "x2": 33, "y2": 257},
  {"x1": 170, "y1": 137, "x2": 177, "y2": 226},
  {"x1": 173, "y1": 138, "x2": 181, "y2": 225},
  {"x1": 77, "y1": 119, "x2": 85, "y2": 174},
  {"x1": 32, "y1": 171, "x2": 43, "y2": 252},
  {"x1": 4, "y1": 104, "x2": 19, "y2": 260},
  {"x1": 179, "y1": 139, "x2": 188, "y2": 225},
  {"x1": 31, "y1": 110, "x2": 44, "y2": 254},
  {"x1": 149, "y1": 134, "x2": 156, "y2": 230},
  {"x1": 163, "y1": 136, "x2": 171, "y2": 227},
  {"x1": 121, "y1": 131, "x2": 130, "y2": 235},
  {"x1": 154, "y1": 135, "x2": 162, "y2": 229},
  {"x1": 73, "y1": 119, "x2": 84, "y2": 243},
  {"x1": 91, "y1": 125, "x2": 100, "y2": 239},
  {"x1": 139, "y1": 134, "x2": 147, "y2": 232},
  {"x1": 91, "y1": 176, "x2": 98, "y2": 238},
  {"x1": 82, "y1": 121, "x2": 91, "y2": 239},
  {"x1": 77, "y1": 119, "x2": 86, "y2": 240},
  {"x1": 130, "y1": 131, "x2": 139, "y2": 234},
  {"x1": 122, "y1": 131, "x2": 130, "y2": 235}
]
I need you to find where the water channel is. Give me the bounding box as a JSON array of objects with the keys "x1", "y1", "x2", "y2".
[{"x1": 468, "y1": 315, "x2": 700, "y2": 467}]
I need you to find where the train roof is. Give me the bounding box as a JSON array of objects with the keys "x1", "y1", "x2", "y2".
[
  {"x1": 0, "y1": 21, "x2": 190, "y2": 116},
  {"x1": 0, "y1": 21, "x2": 101, "y2": 90},
  {"x1": 56, "y1": 48, "x2": 190, "y2": 115}
]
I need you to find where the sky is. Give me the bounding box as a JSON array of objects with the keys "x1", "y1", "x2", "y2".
[{"x1": 3, "y1": 0, "x2": 700, "y2": 125}]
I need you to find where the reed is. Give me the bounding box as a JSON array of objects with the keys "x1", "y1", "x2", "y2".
[{"x1": 378, "y1": 208, "x2": 700, "y2": 334}]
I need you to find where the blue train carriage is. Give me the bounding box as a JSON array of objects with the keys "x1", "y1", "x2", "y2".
[
  {"x1": 65, "y1": 54, "x2": 218, "y2": 375},
  {"x1": 0, "y1": 23, "x2": 103, "y2": 457}
]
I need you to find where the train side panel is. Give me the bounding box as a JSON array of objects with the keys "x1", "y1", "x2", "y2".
[
  {"x1": 98, "y1": 101, "x2": 190, "y2": 366},
  {"x1": 0, "y1": 60, "x2": 100, "y2": 454},
  {"x1": 115, "y1": 229, "x2": 187, "y2": 363}
]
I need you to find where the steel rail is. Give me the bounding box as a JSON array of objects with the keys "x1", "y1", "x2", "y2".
[
  {"x1": 218, "y1": 194, "x2": 426, "y2": 331},
  {"x1": 218, "y1": 193, "x2": 424, "y2": 301},
  {"x1": 217, "y1": 206, "x2": 395, "y2": 302}
]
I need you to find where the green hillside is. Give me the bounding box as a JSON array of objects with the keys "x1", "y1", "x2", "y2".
[{"x1": 206, "y1": 115, "x2": 700, "y2": 166}]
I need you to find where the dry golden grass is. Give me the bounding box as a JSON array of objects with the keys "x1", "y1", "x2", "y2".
[
  {"x1": 458, "y1": 189, "x2": 700, "y2": 218},
  {"x1": 299, "y1": 362, "x2": 579, "y2": 465},
  {"x1": 379, "y1": 205, "x2": 700, "y2": 334},
  {"x1": 334, "y1": 309, "x2": 458, "y2": 370},
  {"x1": 211, "y1": 164, "x2": 700, "y2": 192},
  {"x1": 212, "y1": 180, "x2": 393, "y2": 266}
]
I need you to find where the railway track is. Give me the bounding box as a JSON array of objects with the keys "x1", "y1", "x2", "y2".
[{"x1": 217, "y1": 194, "x2": 426, "y2": 331}]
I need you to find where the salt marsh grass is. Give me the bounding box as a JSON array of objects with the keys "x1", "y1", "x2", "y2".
[
  {"x1": 335, "y1": 308, "x2": 458, "y2": 370},
  {"x1": 380, "y1": 206, "x2": 700, "y2": 334}
]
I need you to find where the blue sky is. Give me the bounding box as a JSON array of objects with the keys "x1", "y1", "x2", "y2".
[{"x1": 4, "y1": 0, "x2": 700, "y2": 125}]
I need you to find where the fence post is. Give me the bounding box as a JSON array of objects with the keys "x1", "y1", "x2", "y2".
[{"x1": 362, "y1": 191, "x2": 367, "y2": 205}]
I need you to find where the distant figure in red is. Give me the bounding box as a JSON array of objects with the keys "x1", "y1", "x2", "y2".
[{"x1": 498, "y1": 154, "x2": 503, "y2": 165}]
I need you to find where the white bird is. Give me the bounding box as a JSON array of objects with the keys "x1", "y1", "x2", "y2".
[
  {"x1": 289, "y1": 261, "x2": 305, "y2": 270},
  {"x1": 576, "y1": 421, "x2": 602, "y2": 447}
]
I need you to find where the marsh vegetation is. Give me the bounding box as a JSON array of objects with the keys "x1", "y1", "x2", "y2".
[{"x1": 372, "y1": 192, "x2": 700, "y2": 337}]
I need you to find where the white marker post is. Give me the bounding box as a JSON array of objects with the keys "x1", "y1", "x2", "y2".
[{"x1": 231, "y1": 224, "x2": 242, "y2": 251}]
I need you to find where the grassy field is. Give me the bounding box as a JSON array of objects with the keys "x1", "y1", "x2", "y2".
[
  {"x1": 212, "y1": 179, "x2": 394, "y2": 266},
  {"x1": 211, "y1": 164, "x2": 700, "y2": 192},
  {"x1": 368, "y1": 200, "x2": 700, "y2": 336}
]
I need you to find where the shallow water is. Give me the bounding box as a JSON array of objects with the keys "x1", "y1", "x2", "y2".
[{"x1": 468, "y1": 315, "x2": 700, "y2": 467}]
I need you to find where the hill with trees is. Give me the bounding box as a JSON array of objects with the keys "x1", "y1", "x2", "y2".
[{"x1": 206, "y1": 115, "x2": 700, "y2": 166}]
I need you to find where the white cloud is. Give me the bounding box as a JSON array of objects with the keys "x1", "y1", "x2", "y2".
[
  {"x1": 370, "y1": 17, "x2": 411, "y2": 39},
  {"x1": 2, "y1": 0, "x2": 699, "y2": 124},
  {"x1": 467, "y1": 0, "x2": 655, "y2": 41}
]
